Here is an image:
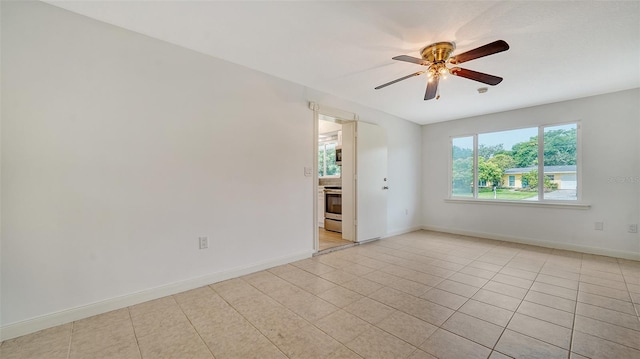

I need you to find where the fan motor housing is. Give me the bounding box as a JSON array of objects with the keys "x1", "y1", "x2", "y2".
[{"x1": 420, "y1": 42, "x2": 455, "y2": 63}]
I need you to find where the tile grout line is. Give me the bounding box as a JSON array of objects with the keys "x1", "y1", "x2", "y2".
[
  {"x1": 348, "y1": 240, "x2": 500, "y2": 358},
  {"x1": 274, "y1": 257, "x2": 423, "y2": 357},
  {"x1": 422, "y1": 243, "x2": 507, "y2": 353},
  {"x1": 485, "y1": 247, "x2": 528, "y2": 358},
  {"x1": 366, "y1": 240, "x2": 514, "y2": 358},
  {"x1": 65, "y1": 321, "x2": 74, "y2": 359},
  {"x1": 171, "y1": 292, "x2": 218, "y2": 359},
  {"x1": 487, "y1": 248, "x2": 566, "y2": 358},
  {"x1": 572, "y1": 258, "x2": 640, "y2": 355},
  {"x1": 617, "y1": 258, "x2": 640, "y2": 319},
  {"x1": 421, "y1": 240, "x2": 522, "y2": 358},
  {"x1": 375, "y1": 240, "x2": 536, "y2": 357},
  {"x1": 567, "y1": 253, "x2": 585, "y2": 358},
  {"x1": 209, "y1": 279, "x2": 316, "y2": 359},
  {"x1": 127, "y1": 306, "x2": 144, "y2": 359},
  {"x1": 294, "y1": 243, "x2": 502, "y2": 357}
]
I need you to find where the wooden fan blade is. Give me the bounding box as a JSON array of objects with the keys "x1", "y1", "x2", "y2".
[
  {"x1": 392, "y1": 55, "x2": 430, "y2": 66},
  {"x1": 375, "y1": 71, "x2": 425, "y2": 90},
  {"x1": 450, "y1": 67, "x2": 503, "y2": 85},
  {"x1": 449, "y1": 40, "x2": 509, "y2": 64},
  {"x1": 424, "y1": 76, "x2": 439, "y2": 100}
]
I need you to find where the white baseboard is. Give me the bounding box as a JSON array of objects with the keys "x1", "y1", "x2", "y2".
[
  {"x1": 421, "y1": 225, "x2": 640, "y2": 261},
  {"x1": 0, "y1": 249, "x2": 314, "y2": 341},
  {"x1": 384, "y1": 226, "x2": 424, "y2": 238}
]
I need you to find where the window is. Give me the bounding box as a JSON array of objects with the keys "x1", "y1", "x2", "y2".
[
  {"x1": 318, "y1": 142, "x2": 341, "y2": 177},
  {"x1": 451, "y1": 136, "x2": 474, "y2": 197},
  {"x1": 451, "y1": 123, "x2": 578, "y2": 201}
]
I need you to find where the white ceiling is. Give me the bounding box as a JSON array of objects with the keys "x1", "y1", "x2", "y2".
[{"x1": 46, "y1": 1, "x2": 640, "y2": 125}]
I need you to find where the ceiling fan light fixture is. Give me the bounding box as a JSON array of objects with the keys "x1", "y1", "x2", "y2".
[{"x1": 375, "y1": 39, "x2": 509, "y2": 101}]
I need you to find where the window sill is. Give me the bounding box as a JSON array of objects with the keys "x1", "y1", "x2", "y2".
[{"x1": 444, "y1": 198, "x2": 591, "y2": 210}]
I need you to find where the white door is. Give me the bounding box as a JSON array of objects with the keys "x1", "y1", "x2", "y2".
[{"x1": 356, "y1": 122, "x2": 388, "y2": 242}]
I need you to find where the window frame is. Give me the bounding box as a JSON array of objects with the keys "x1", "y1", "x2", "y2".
[{"x1": 448, "y1": 121, "x2": 583, "y2": 204}]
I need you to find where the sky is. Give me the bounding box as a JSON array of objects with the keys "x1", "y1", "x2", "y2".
[{"x1": 455, "y1": 124, "x2": 576, "y2": 151}]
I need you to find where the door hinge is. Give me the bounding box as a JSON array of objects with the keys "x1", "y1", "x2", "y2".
[{"x1": 354, "y1": 219, "x2": 358, "y2": 226}]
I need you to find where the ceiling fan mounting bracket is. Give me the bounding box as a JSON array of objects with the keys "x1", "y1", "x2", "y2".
[{"x1": 420, "y1": 42, "x2": 455, "y2": 63}]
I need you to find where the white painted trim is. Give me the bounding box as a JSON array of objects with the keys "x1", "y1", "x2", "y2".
[
  {"x1": 421, "y1": 225, "x2": 639, "y2": 261},
  {"x1": 0, "y1": 250, "x2": 314, "y2": 341},
  {"x1": 383, "y1": 226, "x2": 424, "y2": 238},
  {"x1": 309, "y1": 102, "x2": 357, "y2": 122},
  {"x1": 312, "y1": 103, "x2": 320, "y2": 252},
  {"x1": 444, "y1": 198, "x2": 590, "y2": 210}
]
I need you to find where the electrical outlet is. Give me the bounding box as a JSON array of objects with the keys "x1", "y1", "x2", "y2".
[
  {"x1": 629, "y1": 224, "x2": 638, "y2": 233},
  {"x1": 594, "y1": 222, "x2": 604, "y2": 231},
  {"x1": 199, "y1": 236, "x2": 209, "y2": 249}
]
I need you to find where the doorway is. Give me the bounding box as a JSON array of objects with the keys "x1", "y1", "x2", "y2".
[
  {"x1": 317, "y1": 115, "x2": 353, "y2": 252},
  {"x1": 311, "y1": 103, "x2": 388, "y2": 253}
]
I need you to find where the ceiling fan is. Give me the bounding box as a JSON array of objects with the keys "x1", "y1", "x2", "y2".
[{"x1": 375, "y1": 40, "x2": 510, "y2": 100}]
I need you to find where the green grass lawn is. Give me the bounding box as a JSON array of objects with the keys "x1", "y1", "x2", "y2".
[
  {"x1": 452, "y1": 188, "x2": 538, "y2": 200},
  {"x1": 478, "y1": 188, "x2": 538, "y2": 200}
]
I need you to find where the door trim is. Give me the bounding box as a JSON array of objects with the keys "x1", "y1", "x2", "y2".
[{"x1": 310, "y1": 102, "x2": 357, "y2": 252}]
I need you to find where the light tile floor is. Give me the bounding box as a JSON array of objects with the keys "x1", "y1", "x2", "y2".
[{"x1": 2, "y1": 230, "x2": 639, "y2": 359}]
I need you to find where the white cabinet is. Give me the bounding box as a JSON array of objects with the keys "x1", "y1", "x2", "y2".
[{"x1": 317, "y1": 187, "x2": 325, "y2": 227}]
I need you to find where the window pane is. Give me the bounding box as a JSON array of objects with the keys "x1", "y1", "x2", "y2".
[
  {"x1": 324, "y1": 144, "x2": 340, "y2": 176},
  {"x1": 452, "y1": 136, "x2": 474, "y2": 197},
  {"x1": 478, "y1": 127, "x2": 538, "y2": 200},
  {"x1": 318, "y1": 145, "x2": 326, "y2": 176},
  {"x1": 319, "y1": 143, "x2": 341, "y2": 178},
  {"x1": 543, "y1": 124, "x2": 577, "y2": 200}
]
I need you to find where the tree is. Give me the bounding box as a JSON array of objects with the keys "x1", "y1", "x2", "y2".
[
  {"x1": 521, "y1": 170, "x2": 538, "y2": 190},
  {"x1": 544, "y1": 128, "x2": 577, "y2": 166},
  {"x1": 521, "y1": 170, "x2": 556, "y2": 191},
  {"x1": 488, "y1": 153, "x2": 515, "y2": 172},
  {"x1": 478, "y1": 144, "x2": 506, "y2": 161},
  {"x1": 452, "y1": 145, "x2": 473, "y2": 159},
  {"x1": 318, "y1": 145, "x2": 340, "y2": 177},
  {"x1": 478, "y1": 158, "x2": 503, "y2": 187},
  {"x1": 511, "y1": 139, "x2": 538, "y2": 167},
  {"x1": 510, "y1": 128, "x2": 577, "y2": 168},
  {"x1": 452, "y1": 144, "x2": 473, "y2": 193},
  {"x1": 452, "y1": 157, "x2": 473, "y2": 192}
]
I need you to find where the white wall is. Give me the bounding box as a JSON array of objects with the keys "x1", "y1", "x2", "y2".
[
  {"x1": 0, "y1": 1, "x2": 423, "y2": 337},
  {"x1": 422, "y1": 89, "x2": 640, "y2": 259}
]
